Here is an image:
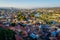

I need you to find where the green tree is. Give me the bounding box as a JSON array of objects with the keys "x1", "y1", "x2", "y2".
[
  {"x1": 17, "y1": 12, "x2": 26, "y2": 21},
  {"x1": 0, "y1": 28, "x2": 16, "y2": 40},
  {"x1": 30, "y1": 13, "x2": 34, "y2": 17},
  {"x1": 11, "y1": 22, "x2": 16, "y2": 26}
]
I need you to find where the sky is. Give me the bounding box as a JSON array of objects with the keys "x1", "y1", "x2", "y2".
[{"x1": 0, "y1": 0, "x2": 60, "y2": 8}]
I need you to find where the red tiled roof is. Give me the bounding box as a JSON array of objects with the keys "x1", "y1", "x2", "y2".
[{"x1": 15, "y1": 34, "x2": 23, "y2": 40}]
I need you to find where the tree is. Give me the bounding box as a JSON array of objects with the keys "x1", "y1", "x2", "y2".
[
  {"x1": 30, "y1": 13, "x2": 34, "y2": 17},
  {"x1": 0, "y1": 28, "x2": 16, "y2": 40},
  {"x1": 11, "y1": 22, "x2": 16, "y2": 26},
  {"x1": 17, "y1": 12, "x2": 26, "y2": 21}
]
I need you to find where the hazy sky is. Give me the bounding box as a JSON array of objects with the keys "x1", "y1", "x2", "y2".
[{"x1": 0, "y1": 0, "x2": 60, "y2": 8}]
